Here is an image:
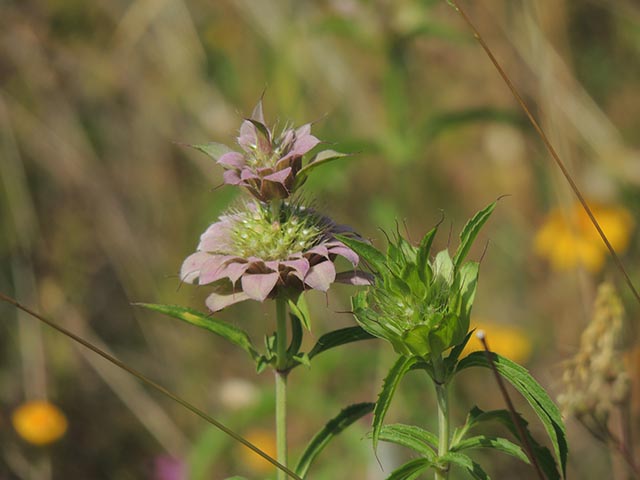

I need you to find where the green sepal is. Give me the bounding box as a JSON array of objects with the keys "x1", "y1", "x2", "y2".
[
  {"x1": 372, "y1": 356, "x2": 418, "y2": 454},
  {"x1": 457, "y1": 352, "x2": 567, "y2": 478},
  {"x1": 287, "y1": 314, "x2": 303, "y2": 358},
  {"x1": 452, "y1": 201, "x2": 496, "y2": 268},
  {"x1": 287, "y1": 293, "x2": 312, "y2": 331},
  {"x1": 416, "y1": 224, "x2": 439, "y2": 284},
  {"x1": 295, "y1": 402, "x2": 374, "y2": 478},
  {"x1": 135, "y1": 303, "x2": 258, "y2": 361},
  {"x1": 336, "y1": 235, "x2": 387, "y2": 274},
  {"x1": 372, "y1": 424, "x2": 437, "y2": 459},
  {"x1": 189, "y1": 142, "x2": 233, "y2": 161}
]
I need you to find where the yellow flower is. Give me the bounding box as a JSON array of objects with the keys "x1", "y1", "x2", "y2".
[
  {"x1": 239, "y1": 428, "x2": 277, "y2": 474},
  {"x1": 462, "y1": 321, "x2": 533, "y2": 364},
  {"x1": 12, "y1": 400, "x2": 68, "y2": 446},
  {"x1": 534, "y1": 202, "x2": 633, "y2": 273}
]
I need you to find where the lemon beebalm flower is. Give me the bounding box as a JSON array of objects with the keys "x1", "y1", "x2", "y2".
[
  {"x1": 534, "y1": 202, "x2": 634, "y2": 273},
  {"x1": 12, "y1": 400, "x2": 68, "y2": 446},
  {"x1": 462, "y1": 320, "x2": 532, "y2": 364}
]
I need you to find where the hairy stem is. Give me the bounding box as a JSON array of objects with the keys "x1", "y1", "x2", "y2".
[{"x1": 275, "y1": 296, "x2": 289, "y2": 479}]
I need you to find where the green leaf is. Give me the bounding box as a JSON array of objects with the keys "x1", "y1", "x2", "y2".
[
  {"x1": 190, "y1": 142, "x2": 233, "y2": 161},
  {"x1": 135, "y1": 304, "x2": 258, "y2": 361},
  {"x1": 441, "y1": 452, "x2": 490, "y2": 480},
  {"x1": 451, "y1": 435, "x2": 528, "y2": 464},
  {"x1": 452, "y1": 201, "x2": 496, "y2": 268},
  {"x1": 295, "y1": 402, "x2": 374, "y2": 478},
  {"x1": 416, "y1": 225, "x2": 439, "y2": 284},
  {"x1": 296, "y1": 150, "x2": 351, "y2": 186},
  {"x1": 287, "y1": 314, "x2": 303, "y2": 358},
  {"x1": 372, "y1": 356, "x2": 417, "y2": 454},
  {"x1": 385, "y1": 458, "x2": 433, "y2": 480},
  {"x1": 457, "y1": 352, "x2": 567, "y2": 478},
  {"x1": 451, "y1": 407, "x2": 560, "y2": 480},
  {"x1": 307, "y1": 326, "x2": 376, "y2": 360},
  {"x1": 444, "y1": 330, "x2": 474, "y2": 374},
  {"x1": 373, "y1": 424, "x2": 437, "y2": 459},
  {"x1": 336, "y1": 235, "x2": 387, "y2": 274},
  {"x1": 288, "y1": 294, "x2": 312, "y2": 331}
]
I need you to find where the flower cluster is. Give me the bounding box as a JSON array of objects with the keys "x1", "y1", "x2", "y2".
[{"x1": 181, "y1": 201, "x2": 364, "y2": 311}]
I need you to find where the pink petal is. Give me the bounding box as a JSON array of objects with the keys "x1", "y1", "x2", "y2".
[
  {"x1": 240, "y1": 168, "x2": 259, "y2": 181},
  {"x1": 218, "y1": 261, "x2": 251, "y2": 284},
  {"x1": 292, "y1": 133, "x2": 320, "y2": 156},
  {"x1": 304, "y1": 260, "x2": 336, "y2": 291},
  {"x1": 307, "y1": 245, "x2": 329, "y2": 258},
  {"x1": 217, "y1": 152, "x2": 245, "y2": 168},
  {"x1": 251, "y1": 100, "x2": 265, "y2": 124},
  {"x1": 198, "y1": 221, "x2": 233, "y2": 251},
  {"x1": 328, "y1": 245, "x2": 359, "y2": 266},
  {"x1": 282, "y1": 258, "x2": 310, "y2": 280},
  {"x1": 238, "y1": 120, "x2": 257, "y2": 151},
  {"x1": 199, "y1": 256, "x2": 235, "y2": 284},
  {"x1": 180, "y1": 252, "x2": 211, "y2": 283},
  {"x1": 335, "y1": 271, "x2": 374, "y2": 286},
  {"x1": 206, "y1": 291, "x2": 251, "y2": 312},
  {"x1": 241, "y1": 272, "x2": 280, "y2": 301},
  {"x1": 223, "y1": 169, "x2": 242, "y2": 185},
  {"x1": 263, "y1": 167, "x2": 292, "y2": 184}
]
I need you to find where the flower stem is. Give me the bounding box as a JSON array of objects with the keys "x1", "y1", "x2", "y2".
[
  {"x1": 433, "y1": 356, "x2": 449, "y2": 480},
  {"x1": 275, "y1": 296, "x2": 288, "y2": 479}
]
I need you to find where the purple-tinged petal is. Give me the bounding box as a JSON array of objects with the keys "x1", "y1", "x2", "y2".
[
  {"x1": 307, "y1": 245, "x2": 329, "y2": 258},
  {"x1": 335, "y1": 271, "x2": 374, "y2": 286},
  {"x1": 292, "y1": 134, "x2": 320, "y2": 156},
  {"x1": 264, "y1": 260, "x2": 280, "y2": 272},
  {"x1": 295, "y1": 124, "x2": 311, "y2": 138},
  {"x1": 240, "y1": 168, "x2": 259, "y2": 181},
  {"x1": 217, "y1": 152, "x2": 245, "y2": 168},
  {"x1": 241, "y1": 272, "x2": 280, "y2": 301},
  {"x1": 304, "y1": 260, "x2": 336, "y2": 291},
  {"x1": 282, "y1": 258, "x2": 310, "y2": 280},
  {"x1": 263, "y1": 167, "x2": 292, "y2": 184},
  {"x1": 238, "y1": 120, "x2": 257, "y2": 151},
  {"x1": 180, "y1": 252, "x2": 212, "y2": 283},
  {"x1": 251, "y1": 100, "x2": 265, "y2": 124},
  {"x1": 198, "y1": 222, "x2": 233, "y2": 251},
  {"x1": 223, "y1": 169, "x2": 242, "y2": 185},
  {"x1": 199, "y1": 256, "x2": 236, "y2": 284},
  {"x1": 218, "y1": 261, "x2": 251, "y2": 284},
  {"x1": 206, "y1": 291, "x2": 251, "y2": 312},
  {"x1": 328, "y1": 245, "x2": 359, "y2": 266}
]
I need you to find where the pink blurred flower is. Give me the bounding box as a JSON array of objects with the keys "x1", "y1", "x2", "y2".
[{"x1": 180, "y1": 201, "x2": 370, "y2": 311}]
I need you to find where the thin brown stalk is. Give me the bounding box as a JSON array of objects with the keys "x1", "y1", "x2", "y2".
[
  {"x1": 477, "y1": 331, "x2": 547, "y2": 480},
  {"x1": 0, "y1": 291, "x2": 303, "y2": 480},
  {"x1": 448, "y1": 0, "x2": 640, "y2": 309}
]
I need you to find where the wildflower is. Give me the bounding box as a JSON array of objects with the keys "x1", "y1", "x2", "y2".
[
  {"x1": 534, "y1": 202, "x2": 633, "y2": 273},
  {"x1": 11, "y1": 400, "x2": 68, "y2": 446},
  {"x1": 153, "y1": 455, "x2": 187, "y2": 480},
  {"x1": 558, "y1": 282, "x2": 629, "y2": 424},
  {"x1": 181, "y1": 200, "x2": 367, "y2": 311},
  {"x1": 461, "y1": 320, "x2": 532, "y2": 364},
  {"x1": 347, "y1": 202, "x2": 495, "y2": 359},
  {"x1": 239, "y1": 428, "x2": 277, "y2": 474},
  {"x1": 193, "y1": 101, "x2": 346, "y2": 202}
]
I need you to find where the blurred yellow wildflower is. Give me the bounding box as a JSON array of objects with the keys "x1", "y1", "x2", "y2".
[
  {"x1": 534, "y1": 202, "x2": 633, "y2": 273},
  {"x1": 12, "y1": 400, "x2": 68, "y2": 446},
  {"x1": 462, "y1": 321, "x2": 533, "y2": 364},
  {"x1": 239, "y1": 428, "x2": 277, "y2": 474}
]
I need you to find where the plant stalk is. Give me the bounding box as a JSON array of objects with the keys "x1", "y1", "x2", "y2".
[
  {"x1": 433, "y1": 356, "x2": 450, "y2": 480},
  {"x1": 275, "y1": 296, "x2": 289, "y2": 479}
]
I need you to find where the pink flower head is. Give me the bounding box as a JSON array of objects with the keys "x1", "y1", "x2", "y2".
[
  {"x1": 192, "y1": 100, "x2": 348, "y2": 202},
  {"x1": 180, "y1": 201, "x2": 371, "y2": 311}
]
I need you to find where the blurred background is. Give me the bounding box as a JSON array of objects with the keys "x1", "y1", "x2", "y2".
[{"x1": 1, "y1": 0, "x2": 639, "y2": 478}]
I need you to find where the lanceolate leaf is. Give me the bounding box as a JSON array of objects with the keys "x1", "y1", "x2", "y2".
[
  {"x1": 295, "y1": 402, "x2": 374, "y2": 478},
  {"x1": 287, "y1": 294, "x2": 312, "y2": 331},
  {"x1": 336, "y1": 235, "x2": 387, "y2": 274},
  {"x1": 135, "y1": 303, "x2": 258, "y2": 361},
  {"x1": 441, "y1": 452, "x2": 490, "y2": 480},
  {"x1": 189, "y1": 142, "x2": 233, "y2": 161},
  {"x1": 457, "y1": 352, "x2": 567, "y2": 478},
  {"x1": 385, "y1": 458, "x2": 433, "y2": 480},
  {"x1": 373, "y1": 424, "x2": 437, "y2": 459},
  {"x1": 296, "y1": 150, "x2": 350, "y2": 185},
  {"x1": 307, "y1": 326, "x2": 376, "y2": 360},
  {"x1": 451, "y1": 435, "x2": 528, "y2": 464},
  {"x1": 452, "y1": 201, "x2": 496, "y2": 268},
  {"x1": 372, "y1": 356, "x2": 418, "y2": 454}
]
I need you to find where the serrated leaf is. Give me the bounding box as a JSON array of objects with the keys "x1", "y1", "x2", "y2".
[
  {"x1": 288, "y1": 294, "x2": 312, "y2": 331},
  {"x1": 190, "y1": 142, "x2": 233, "y2": 161},
  {"x1": 372, "y1": 356, "x2": 418, "y2": 453},
  {"x1": 385, "y1": 458, "x2": 433, "y2": 480},
  {"x1": 135, "y1": 303, "x2": 258, "y2": 361},
  {"x1": 451, "y1": 435, "x2": 528, "y2": 464},
  {"x1": 336, "y1": 235, "x2": 387, "y2": 274},
  {"x1": 441, "y1": 452, "x2": 490, "y2": 480},
  {"x1": 295, "y1": 403, "x2": 374, "y2": 478},
  {"x1": 452, "y1": 202, "x2": 496, "y2": 268},
  {"x1": 306, "y1": 326, "x2": 376, "y2": 361},
  {"x1": 372, "y1": 424, "x2": 437, "y2": 459},
  {"x1": 457, "y1": 352, "x2": 567, "y2": 478}
]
